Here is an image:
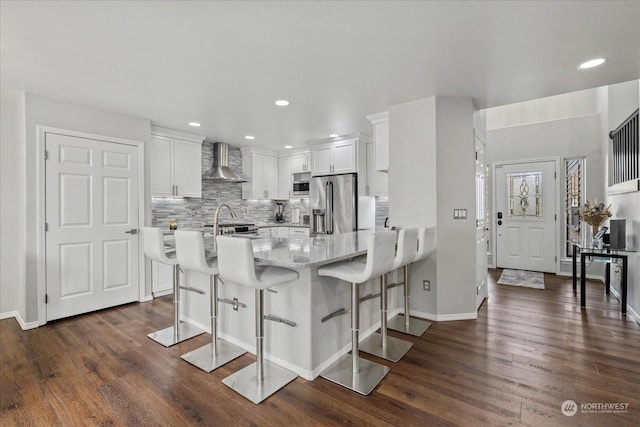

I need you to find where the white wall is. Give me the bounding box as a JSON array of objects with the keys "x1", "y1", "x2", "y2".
[
  {"x1": 604, "y1": 80, "x2": 640, "y2": 320},
  {"x1": 389, "y1": 96, "x2": 477, "y2": 319},
  {"x1": 0, "y1": 91, "x2": 26, "y2": 320},
  {"x1": 487, "y1": 88, "x2": 601, "y2": 131},
  {"x1": 19, "y1": 93, "x2": 151, "y2": 324},
  {"x1": 486, "y1": 90, "x2": 605, "y2": 276}
]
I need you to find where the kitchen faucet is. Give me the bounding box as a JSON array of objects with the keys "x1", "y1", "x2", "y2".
[{"x1": 213, "y1": 204, "x2": 237, "y2": 244}]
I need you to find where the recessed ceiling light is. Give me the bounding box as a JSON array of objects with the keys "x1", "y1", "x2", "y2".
[
  {"x1": 329, "y1": 133, "x2": 339, "y2": 138},
  {"x1": 578, "y1": 58, "x2": 607, "y2": 70},
  {"x1": 188, "y1": 122, "x2": 201, "y2": 127},
  {"x1": 245, "y1": 135, "x2": 255, "y2": 140},
  {"x1": 284, "y1": 145, "x2": 293, "y2": 149},
  {"x1": 275, "y1": 99, "x2": 290, "y2": 107}
]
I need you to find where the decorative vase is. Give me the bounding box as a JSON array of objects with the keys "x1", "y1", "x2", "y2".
[{"x1": 592, "y1": 224, "x2": 602, "y2": 249}]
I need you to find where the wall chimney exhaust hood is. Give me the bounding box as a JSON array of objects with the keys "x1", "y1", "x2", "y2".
[{"x1": 203, "y1": 142, "x2": 247, "y2": 182}]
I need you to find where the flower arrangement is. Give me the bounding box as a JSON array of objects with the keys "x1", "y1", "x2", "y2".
[{"x1": 579, "y1": 199, "x2": 612, "y2": 236}]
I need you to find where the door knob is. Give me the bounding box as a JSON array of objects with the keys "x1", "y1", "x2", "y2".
[
  {"x1": 497, "y1": 220, "x2": 502, "y2": 226},
  {"x1": 125, "y1": 228, "x2": 138, "y2": 234}
]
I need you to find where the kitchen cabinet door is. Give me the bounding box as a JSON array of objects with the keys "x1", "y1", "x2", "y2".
[
  {"x1": 277, "y1": 227, "x2": 290, "y2": 238},
  {"x1": 331, "y1": 139, "x2": 357, "y2": 174},
  {"x1": 311, "y1": 139, "x2": 358, "y2": 176},
  {"x1": 152, "y1": 260, "x2": 174, "y2": 297},
  {"x1": 264, "y1": 155, "x2": 278, "y2": 199},
  {"x1": 367, "y1": 112, "x2": 389, "y2": 172},
  {"x1": 173, "y1": 139, "x2": 202, "y2": 197},
  {"x1": 311, "y1": 143, "x2": 332, "y2": 176},
  {"x1": 149, "y1": 136, "x2": 174, "y2": 196},
  {"x1": 257, "y1": 227, "x2": 272, "y2": 237},
  {"x1": 291, "y1": 152, "x2": 310, "y2": 172},
  {"x1": 149, "y1": 134, "x2": 202, "y2": 198},
  {"x1": 366, "y1": 142, "x2": 388, "y2": 196},
  {"x1": 278, "y1": 156, "x2": 292, "y2": 199}
]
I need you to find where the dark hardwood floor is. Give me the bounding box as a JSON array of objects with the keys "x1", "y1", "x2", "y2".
[{"x1": 2, "y1": 270, "x2": 639, "y2": 426}]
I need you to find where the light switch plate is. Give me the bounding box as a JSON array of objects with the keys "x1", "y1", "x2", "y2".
[{"x1": 453, "y1": 209, "x2": 467, "y2": 219}]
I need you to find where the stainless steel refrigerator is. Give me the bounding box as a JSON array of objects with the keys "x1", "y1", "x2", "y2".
[{"x1": 310, "y1": 173, "x2": 357, "y2": 235}]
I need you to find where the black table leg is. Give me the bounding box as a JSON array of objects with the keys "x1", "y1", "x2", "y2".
[
  {"x1": 622, "y1": 256, "x2": 627, "y2": 315},
  {"x1": 605, "y1": 262, "x2": 611, "y2": 295},
  {"x1": 572, "y1": 245, "x2": 577, "y2": 292},
  {"x1": 580, "y1": 253, "x2": 586, "y2": 308}
]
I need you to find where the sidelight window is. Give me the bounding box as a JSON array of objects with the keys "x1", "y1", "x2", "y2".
[{"x1": 565, "y1": 158, "x2": 584, "y2": 257}]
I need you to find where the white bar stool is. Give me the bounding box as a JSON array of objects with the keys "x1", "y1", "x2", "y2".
[
  {"x1": 217, "y1": 235, "x2": 299, "y2": 404},
  {"x1": 174, "y1": 231, "x2": 246, "y2": 372},
  {"x1": 388, "y1": 227, "x2": 436, "y2": 336},
  {"x1": 318, "y1": 231, "x2": 396, "y2": 395},
  {"x1": 142, "y1": 227, "x2": 204, "y2": 347},
  {"x1": 360, "y1": 228, "x2": 417, "y2": 362}
]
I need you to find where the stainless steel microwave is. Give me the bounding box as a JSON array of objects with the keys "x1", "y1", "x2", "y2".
[{"x1": 292, "y1": 172, "x2": 311, "y2": 196}]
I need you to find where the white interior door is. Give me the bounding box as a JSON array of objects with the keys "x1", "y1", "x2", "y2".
[
  {"x1": 45, "y1": 132, "x2": 139, "y2": 321},
  {"x1": 475, "y1": 134, "x2": 488, "y2": 309},
  {"x1": 495, "y1": 160, "x2": 556, "y2": 273}
]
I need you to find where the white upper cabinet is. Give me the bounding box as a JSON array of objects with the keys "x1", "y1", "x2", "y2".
[
  {"x1": 366, "y1": 112, "x2": 389, "y2": 172},
  {"x1": 310, "y1": 137, "x2": 359, "y2": 176},
  {"x1": 277, "y1": 155, "x2": 292, "y2": 199},
  {"x1": 290, "y1": 151, "x2": 310, "y2": 172},
  {"x1": 241, "y1": 148, "x2": 279, "y2": 199},
  {"x1": 149, "y1": 127, "x2": 204, "y2": 198},
  {"x1": 365, "y1": 142, "x2": 388, "y2": 197}
]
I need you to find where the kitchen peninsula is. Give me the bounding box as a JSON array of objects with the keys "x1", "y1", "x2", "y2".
[{"x1": 174, "y1": 230, "x2": 400, "y2": 380}]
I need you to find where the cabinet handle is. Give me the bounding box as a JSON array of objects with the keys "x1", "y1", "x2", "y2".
[{"x1": 175, "y1": 185, "x2": 178, "y2": 195}]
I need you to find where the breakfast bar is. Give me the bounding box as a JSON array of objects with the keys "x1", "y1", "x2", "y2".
[{"x1": 175, "y1": 230, "x2": 400, "y2": 380}]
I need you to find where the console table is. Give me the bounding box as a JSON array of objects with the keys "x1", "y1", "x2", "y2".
[{"x1": 572, "y1": 244, "x2": 632, "y2": 315}]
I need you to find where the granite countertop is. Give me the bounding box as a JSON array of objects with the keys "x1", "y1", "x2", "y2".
[{"x1": 164, "y1": 230, "x2": 373, "y2": 268}]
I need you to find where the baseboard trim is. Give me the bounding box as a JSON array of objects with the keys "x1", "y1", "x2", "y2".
[
  {"x1": 556, "y1": 271, "x2": 605, "y2": 282},
  {"x1": 151, "y1": 289, "x2": 172, "y2": 298},
  {"x1": 0, "y1": 311, "x2": 40, "y2": 330},
  {"x1": 409, "y1": 309, "x2": 478, "y2": 322}
]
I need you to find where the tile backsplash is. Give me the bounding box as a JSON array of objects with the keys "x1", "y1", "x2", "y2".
[{"x1": 151, "y1": 143, "x2": 386, "y2": 230}]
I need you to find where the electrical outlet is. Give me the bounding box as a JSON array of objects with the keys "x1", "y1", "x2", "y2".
[{"x1": 423, "y1": 280, "x2": 431, "y2": 291}]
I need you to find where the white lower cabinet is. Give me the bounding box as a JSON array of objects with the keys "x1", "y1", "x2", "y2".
[
  {"x1": 152, "y1": 260, "x2": 175, "y2": 297},
  {"x1": 290, "y1": 227, "x2": 310, "y2": 237},
  {"x1": 257, "y1": 227, "x2": 273, "y2": 237}
]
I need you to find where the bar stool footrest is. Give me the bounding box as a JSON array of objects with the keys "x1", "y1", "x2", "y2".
[
  {"x1": 320, "y1": 354, "x2": 390, "y2": 395},
  {"x1": 147, "y1": 322, "x2": 204, "y2": 347},
  {"x1": 359, "y1": 332, "x2": 413, "y2": 362},
  {"x1": 181, "y1": 340, "x2": 246, "y2": 373},
  {"x1": 222, "y1": 360, "x2": 297, "y2": 404},
  {"x1": 387, "y1": 314, "x2": 431, "y2": 337}
]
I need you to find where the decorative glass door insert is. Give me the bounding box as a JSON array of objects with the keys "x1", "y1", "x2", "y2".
[{"x1": 507, "y1": 171, "x2": 543, "y2": 220}]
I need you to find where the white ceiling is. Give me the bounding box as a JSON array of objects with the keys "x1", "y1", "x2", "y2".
[{"x1": 2, "y1": 1, "x2": 639, "y2": 150}]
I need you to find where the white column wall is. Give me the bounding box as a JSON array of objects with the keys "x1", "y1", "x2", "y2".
[
  {"x1": 434, "y1": 97, "x2": 477, "y2": 318},
  {"x1": 389, "y1": 97, "x2": 438, "y2": 316},
  {"x1": 388, "y1": 96, "x2": 477, "y2": 319}
]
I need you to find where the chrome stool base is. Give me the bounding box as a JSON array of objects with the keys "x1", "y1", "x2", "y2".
[
  {"x1": 387, "y1": 314, "x2": 431, "y2": 337},
  {"x1": 321, "y1": 354, "x2": 390, "y2": 396},
  {"x1": 223, "y1": 360, "x2": 297, "y2": 404},
  {"x1": 359, "y1": 332, "x2": 413, "y2": 362},
  {"x1": 147, "y1": 322, "x2": 204, "y2": 347},
  {"x1": 181, "y1": 340, "x2": 246, "y2": 373}
]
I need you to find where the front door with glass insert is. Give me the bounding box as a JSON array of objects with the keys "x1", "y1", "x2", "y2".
[{"x1": 495, "y1": 160, "x2": 557, "y2": 273}]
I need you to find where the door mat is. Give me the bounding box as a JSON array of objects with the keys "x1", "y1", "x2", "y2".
[{"x1": 497, "y1": 269, "x2": 545, "y2": 289}]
